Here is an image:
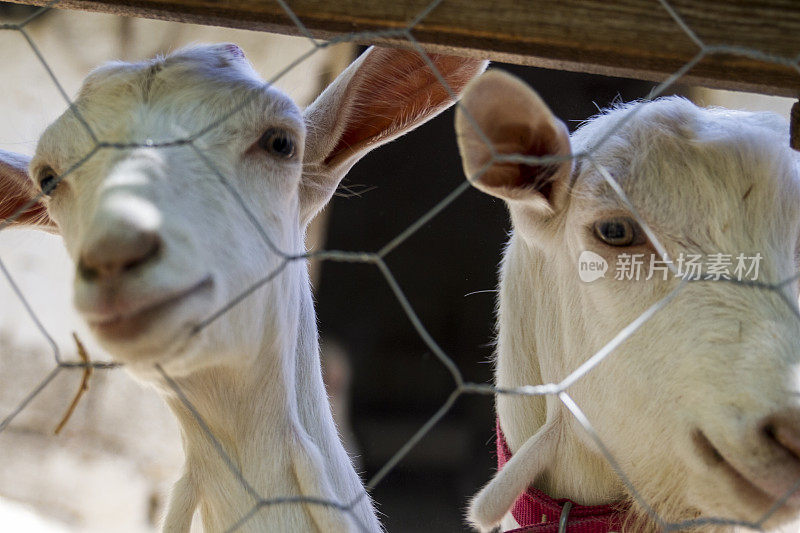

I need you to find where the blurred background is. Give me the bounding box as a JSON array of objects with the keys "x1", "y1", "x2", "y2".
[{"x1": 0, "y1": 3, "x2": 793, "y2": 531}]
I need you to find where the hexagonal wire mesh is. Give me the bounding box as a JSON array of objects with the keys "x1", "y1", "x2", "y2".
[{"x1": 1, "y1": 0, "x2": 800, "y2": 531}]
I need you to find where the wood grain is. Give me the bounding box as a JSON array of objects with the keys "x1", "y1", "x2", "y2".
[{"x1": 4, "y1": 0, "x2": 800, "y2": 96}]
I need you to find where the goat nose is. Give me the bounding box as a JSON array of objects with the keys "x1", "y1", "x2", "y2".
[
  {"x1": 763, "y1": 411, "x2": 800, "y2": 459},
  {"x1": 78, "y1": 227, "x2": 161, "y2": 282}
]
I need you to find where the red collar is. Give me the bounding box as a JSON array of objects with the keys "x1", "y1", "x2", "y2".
[{"x1": 496, "y1": 421, "x2": 627, "y2": 532}]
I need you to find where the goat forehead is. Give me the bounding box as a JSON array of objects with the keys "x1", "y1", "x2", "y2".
[
  {"x1": 77, "y1": 45, "x2": 270, "y2": 104},
  {"x1": 39, "y1": 51, "x2": 302, "y2": 158},
  {"x1": 570, "y1": 98, "x2": 800, "y2": 249}
]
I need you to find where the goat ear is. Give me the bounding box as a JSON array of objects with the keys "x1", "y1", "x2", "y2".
[
  {"x1": 469, "y1": 420, "x2": 559, "y2": 532},
  {"x1": 300, "y1": 46, "x2": 487, "y2": 224},
  {"x1": 0, "y1": 150, "x2": 57, "y2": 232},
  {"x1": 455, "y1": 70, "x2": 572, "y2": 213}
]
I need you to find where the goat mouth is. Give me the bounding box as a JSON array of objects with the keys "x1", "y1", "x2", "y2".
[
  {"x1": 87, "y1": 277, "x2": 213, "y2": 341},
  {"x1": 691, "y1": 430, "x2": 787, "y2": 508}
]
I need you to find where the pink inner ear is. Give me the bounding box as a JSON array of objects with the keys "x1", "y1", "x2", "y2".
[
  {"x1": 516, "y1": 136, "x2": 561, "y2": 197},
  {"x1": 324, "y1": 50, "x2": 481, "y2": 168},
  {"x1": 480, "y1": 122, "x2": 565, "y2": 198},
  {"x1": 0, "y1": 151, "x2": 54, "y2": 229}
]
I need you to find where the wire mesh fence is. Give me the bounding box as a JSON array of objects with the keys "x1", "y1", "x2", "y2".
[{"x1": 1, "y1": 0, "x2": 800, "y2": 531}]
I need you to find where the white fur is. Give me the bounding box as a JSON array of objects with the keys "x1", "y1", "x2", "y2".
[
  {"x1": 457, "y1": 70, "x2": 800, "y2": 532},
  {"x1": 0, "y1": 44, "x2": 485, "y2": 532}
]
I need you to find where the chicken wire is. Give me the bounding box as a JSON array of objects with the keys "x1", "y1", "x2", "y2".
[{"x1": 0, "y1": 0, "x2": 799, "y2": 531}]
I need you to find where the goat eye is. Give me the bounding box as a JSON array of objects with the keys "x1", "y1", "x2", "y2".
[
  {"x1": 39, "y1": 169, "x2": 58, "y2": 196},
  {"x1": 593, "y1": 217, "x2": 642, "y2": 246},
  {"x1": 258, "y1": 128, "x2": 295, "y2": 159}
]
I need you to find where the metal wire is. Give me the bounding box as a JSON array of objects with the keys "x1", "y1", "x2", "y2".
[{"x1": 1, "y1": 0, "x2": 799, "y2": 531}]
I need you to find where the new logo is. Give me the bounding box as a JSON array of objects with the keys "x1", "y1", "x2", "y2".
[{"x1": 578, "y1": 251, "x2": 608, "y2": 282}]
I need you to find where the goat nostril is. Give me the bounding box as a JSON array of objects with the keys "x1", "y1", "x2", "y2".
[
  {"x1": 122, "y1": 237, "x2": 161, "y2": 272},
  {"x1": 692, "y1": 429, "x2": 724, "y2": 464},
  {"x1": 77, "y1": 257, "x2": 99, "y2": 282},
  {"x1": 78, "y1": 232, "x2": 162, "y2": 281},
  {"x1": 763, "y1": 418, "x2": 800, "y2": 460}
]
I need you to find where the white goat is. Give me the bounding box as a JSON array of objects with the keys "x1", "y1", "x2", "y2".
[
  {"x1": 0, "y1": 44, "x2": 485, "y2": 532},
  {"x1": 456, "y1": 70, "x2": 800, "y2": 532}
]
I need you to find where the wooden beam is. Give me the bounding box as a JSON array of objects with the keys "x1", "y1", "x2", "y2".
[{"x1": 5, "y1": 0, "x2": 800, "y2": 96}]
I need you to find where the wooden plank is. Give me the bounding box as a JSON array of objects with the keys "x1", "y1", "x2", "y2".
[{"x1": 4, "y1": 0, "x2": 800, "y2": 96}]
